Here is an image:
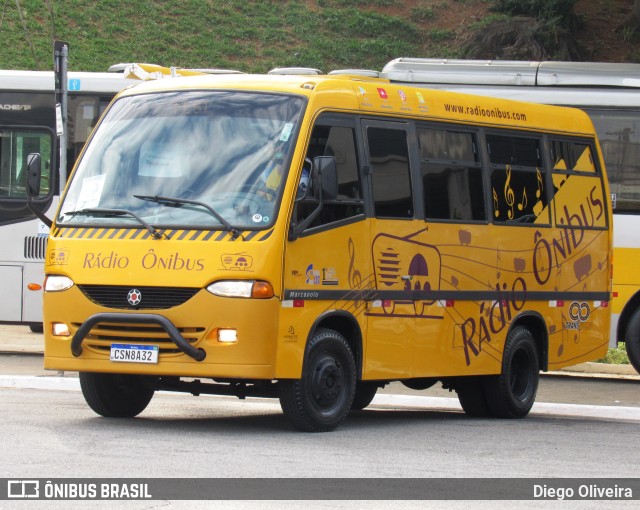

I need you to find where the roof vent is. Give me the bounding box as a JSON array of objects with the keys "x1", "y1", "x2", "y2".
[
  {"x1": 268, "y1": 67, "x2": 323, "y2": 76},
  {"x1": 329, "y1": 69, "x2": 380, "y2": 78}
]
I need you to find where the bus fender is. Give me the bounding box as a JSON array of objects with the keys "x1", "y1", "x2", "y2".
[
  {"x1": 506, "y1": 311, "x2": 548, "y2": 372},
  {"x1": 306, "y1": 309, "x2": 364, "y2": 379}
]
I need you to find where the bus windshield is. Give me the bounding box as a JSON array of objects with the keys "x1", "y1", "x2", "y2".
[{"x1": 57, "y1": 90, "x2": 305, "y2": 230}]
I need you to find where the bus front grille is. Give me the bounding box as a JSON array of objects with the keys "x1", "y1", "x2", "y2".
[
  {"x1": 72, "y1": 322, "x2": 206, "y2": 354},
  {"x1": 77, "y1": 285, "x2": 200, "y2": 309}
]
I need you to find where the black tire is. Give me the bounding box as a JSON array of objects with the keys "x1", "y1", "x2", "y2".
[
  {"x1": 484, "y1": 326, "x2": 539, "y2": 419},
  {"x1": 29, "y1": 323, "x2": 43, "y2": 333},
  {"x1": 79, "y1": 372, "x2": 155, "y2": 418},
  {"x1": 350, "y1": 381, "x2": 378, "y2": 411},
  {"x1": 624, "y1": 308, "x2": 640, "y2": 374},
  {"x1": 455, "y1": 377, "x2": 492, "y2": 418},
  {"x1": 279, "y1": 328, "x2": 356, "y2": 432}
]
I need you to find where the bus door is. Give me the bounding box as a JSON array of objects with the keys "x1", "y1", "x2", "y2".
[
  {"x1": 362, "y1": 120, "x2": 425, "y2": 380},
  {"x1": 282, "y1": 114, "x2": 368, "y2": 377}
]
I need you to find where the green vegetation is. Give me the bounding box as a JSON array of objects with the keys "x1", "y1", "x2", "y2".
[
  {"x1": 0, "y1": 0, "x2": 427, "y2": 73},
  {"x1": 595, "y1": 343, "x2": 630, "y2": 365},
  {"x1": 490, "y1": 0, "x2": 578, "y2": 27}
]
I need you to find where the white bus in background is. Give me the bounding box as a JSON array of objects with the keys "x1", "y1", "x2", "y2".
[
  {"x1": 0, "y1": 69, "x2": 138, "y2": 332},
  {"x1": 381, "y1": 58, "x2": 640, "y2": 372}
]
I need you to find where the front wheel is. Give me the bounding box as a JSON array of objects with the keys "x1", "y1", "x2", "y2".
[
  {"x1": 483, "y1": 326, "x2": 539, "y2": 419},
  {"x1": 624, "y1": 308, "x2": 640, "y2": 374},
  {"x1": 279, "y1": 328, "x2": 356, "y2": 432},
  {"x1": 79, "y1": 372, "x2": 155, "y2": 418}
]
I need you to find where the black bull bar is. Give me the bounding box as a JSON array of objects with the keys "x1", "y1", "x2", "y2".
[{"x1": 70, "y1": 313, "x2": 207, "y2": 361}]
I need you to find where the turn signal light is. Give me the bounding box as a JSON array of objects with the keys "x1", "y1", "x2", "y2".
[{"x1": 251, "y1": 281, "x2": 274, "y2": 299}]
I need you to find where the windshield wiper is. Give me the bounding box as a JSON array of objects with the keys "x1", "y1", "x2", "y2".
[
  {"x1": 63, "y1": 208, "x2": 164, "y2": 239},
  {"x1": 133, "y1": 195, "x2": 243, "y2": 240}
]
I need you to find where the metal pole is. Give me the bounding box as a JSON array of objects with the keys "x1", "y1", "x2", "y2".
[{"x1": 59, "y1": 43, "x2": 68, "y2": 188}]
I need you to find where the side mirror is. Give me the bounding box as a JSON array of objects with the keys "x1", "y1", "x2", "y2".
[
  {"x1": 314, "y1": 156, "x2": 337, "y2": 200},
  {"x1": 289, "y1": 156, "x2": 338, "y2": 240},
  {"x1": 25, "y1": 152, "x2": 52, "y2": 227},
  {"x1": 27, "y1": 153, "x2": 42, "y2": 197}
]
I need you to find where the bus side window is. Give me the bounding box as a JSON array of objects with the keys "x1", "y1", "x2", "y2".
[
  {"x1": 551, "y1": 140, "x2": 597, "y2": 174},
  {"x1": 549, "y1": 138, "x2": 606, "y2": 229},
  {"x1": 296, "y1": 122, "x2": 364, "y2": 229},
  {"x1": 368, "y1": 127, "x2": 413, "y2": 218},
  {"x1": 0, "y1": 130, "x2": 52, "y2": 198},
  {"x1": 418, "y1": 126, "x2": 485, "y2": 221},
  {"x1": 488, "y1": 133, "x2": 549, "y2": 224}
]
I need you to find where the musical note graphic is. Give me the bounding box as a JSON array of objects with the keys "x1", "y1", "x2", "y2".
[
  {"x1": 535, "y1": 167, "x2": 543, "y2": 199},
  {"x1": 348, "y1": 237, "x2": 362, "y2": 289},
  {"x1": 493, "y1": 188, "x2": 499, "y2": 218},
  {"x1": 517, "y1": 188, "x2": 528, "y2": 212},
  {"x1": 504, "y1": 165, "x2": 515, "y2": 219}
]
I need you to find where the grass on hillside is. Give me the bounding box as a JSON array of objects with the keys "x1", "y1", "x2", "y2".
[{"x1": 0, "y1": 0, "x2": 462, "y2": 73}]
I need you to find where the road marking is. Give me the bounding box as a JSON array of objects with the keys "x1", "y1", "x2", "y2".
[{"x1": 2, "y1": 375, "x2": 640, "y2": 423}]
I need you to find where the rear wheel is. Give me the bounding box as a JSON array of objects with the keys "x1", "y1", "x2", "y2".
[
  {"x1": 79, "y1": 372, "x2": 155, "y2": 418},
  {"x1": 279, "y1": 328, "x2": 356, "y2": 432},
  {"x1": 484, "y1": 326, "x2": 539, "y2": 418},
  {"x1": 625, "y1": 308, "x2": 640, "y2": 374}
]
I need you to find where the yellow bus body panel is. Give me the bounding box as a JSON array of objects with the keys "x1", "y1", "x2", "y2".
[{"x1": 43, "y1": 73, "x2": 612, "y2": 383}]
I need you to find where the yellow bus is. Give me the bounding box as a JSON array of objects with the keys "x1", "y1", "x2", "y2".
[{"x1": 37, "y1": 68, "x2": 612, "y2": 431}]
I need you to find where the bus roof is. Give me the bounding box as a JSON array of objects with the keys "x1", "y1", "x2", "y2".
[
  {"x1": 381, "y1": 58, "x2": 640, "y2": 89},
  {"x1": 114, "y1": 71, "x2": 597, "y2": 137},
  {"x1": 0, "y1": 69, "x2": 140, "y2": 93}
]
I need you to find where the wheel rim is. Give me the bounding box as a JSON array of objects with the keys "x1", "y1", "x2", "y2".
[
  {"x1": 309, "y1": 353, "x2": 345, "y2": 411},
  {"x1": 510, "y1": 347, "x2": 534, "y2": 402}
]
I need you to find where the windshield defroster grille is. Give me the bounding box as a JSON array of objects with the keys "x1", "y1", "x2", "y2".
[{"x1": 77, "y1": 285, "x2": 200, "y2": 309}]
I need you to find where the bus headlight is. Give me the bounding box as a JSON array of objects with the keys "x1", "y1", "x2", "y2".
[
  {"x1": 206, "y1": 280, "x2": 274, "y2": 299},
  {"x1": 44, "y1": 275, "x2": 74, "y2": 292}
]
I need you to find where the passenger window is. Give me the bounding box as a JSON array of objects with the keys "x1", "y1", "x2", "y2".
[
  {"x1": 487, "y1": 134, "x2": 548, "y2": 224},
  {"x1": 551, "y1": 140, "x2": 597, "y2": 173},
  {"x1": 419, "y1": 127, "x2": 485, "y2": 221},
  {"x1": 368, "y1": 127, "x2": 413, "y2": 218},
  {"x1": 295, "y1": 121, "x2": 364, "y2": 229},
  {"x1": 550, "y1": 138, "x2": 605, "y2": 229}
]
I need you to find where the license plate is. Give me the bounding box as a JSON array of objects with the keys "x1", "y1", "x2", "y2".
[{"x1": 110, "y1": 344, "x2": 159, "y2": 364}]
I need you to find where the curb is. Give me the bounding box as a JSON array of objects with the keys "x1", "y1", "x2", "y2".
[{"x1": 546, "y1": 362, "x2": 640, "y2": 381}]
